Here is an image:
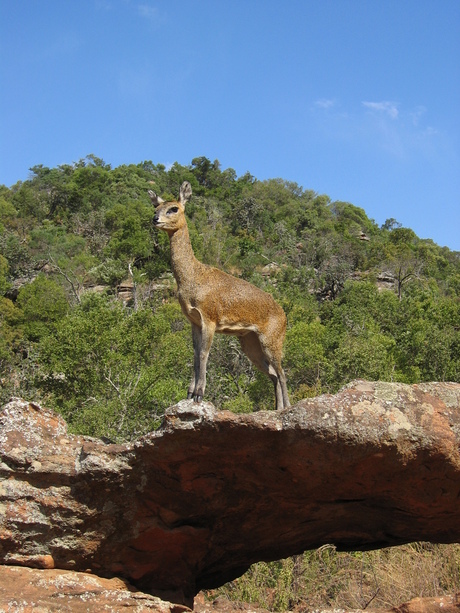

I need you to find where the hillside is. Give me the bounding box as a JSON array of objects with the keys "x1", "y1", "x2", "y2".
[{"x1": 1, "y1": 155, "x2": 459, "y2": 441}]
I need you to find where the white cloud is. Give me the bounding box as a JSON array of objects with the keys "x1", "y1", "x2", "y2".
[
  {"x1": 314, "y1": 98, "x2": 336, "y2": 109},
  {"x1": 362, "y1": 101, "x2": 399, "y2": 119},
  {"x1": 138, "y1": 4, "x2": 159, "y2": 21},
  {"x1": 409, "y1": 105, "x2": 427, "y2": 126},
  {"x1": 309, "y1": 98, "x2": 440, "y2": 160}
]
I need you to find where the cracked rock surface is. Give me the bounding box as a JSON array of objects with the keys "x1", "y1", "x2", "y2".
[{"x1": 1, "y1": 381, "x2": 459, "y2": 606}]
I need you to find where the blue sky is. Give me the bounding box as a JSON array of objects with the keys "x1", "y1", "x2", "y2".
[{"x1": 1, "y1": 1, "x2": 459, "y2": 250}]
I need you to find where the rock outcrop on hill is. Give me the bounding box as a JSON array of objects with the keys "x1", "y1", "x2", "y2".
[{"x1": 1, "y1": 381, "x2": 459, "y2": 608}]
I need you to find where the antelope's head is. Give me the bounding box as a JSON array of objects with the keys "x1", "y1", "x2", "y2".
[{"x1": 148, "y1": 181, "x2": 192, "y2": 234}]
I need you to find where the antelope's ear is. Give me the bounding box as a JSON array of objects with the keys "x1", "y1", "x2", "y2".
[
  {"x1": 179, "y1": 181, "x2": 192, "y2": 205},
  {"x1": 148, "y1": 190, "x2": 165, "y2": 207}
]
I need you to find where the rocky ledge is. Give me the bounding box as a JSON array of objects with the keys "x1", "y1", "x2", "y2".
[{"x1": 1, "y1": 381, "x2": 459, "y2": 607}]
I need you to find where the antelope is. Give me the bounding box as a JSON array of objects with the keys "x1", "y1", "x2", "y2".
[{"x1": 148, "y1": 181, "x2": 290, "y2": 410}]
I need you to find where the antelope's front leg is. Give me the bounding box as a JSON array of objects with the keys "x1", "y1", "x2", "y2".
[{"x1": 189, "y1": 321, "x2": 215, "y2": 403}]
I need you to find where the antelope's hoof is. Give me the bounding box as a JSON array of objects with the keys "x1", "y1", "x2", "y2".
[
  {"x1": 194, "y1": 395, "x2": 203, "y2": 403},
  {"x1": 187, "y1": 392, "x2": 194, "y2": 400}
]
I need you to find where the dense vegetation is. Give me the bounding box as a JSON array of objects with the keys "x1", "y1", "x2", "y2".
[
  {"x1": 212, "y1": 543, "x2": 460, "y2": 610},
  {"x1": 1, "y1": 155, "x2": 459, "y2": 607},
  {"x1": 1, "y1": 155, "x2": 459, "y2": 441}
]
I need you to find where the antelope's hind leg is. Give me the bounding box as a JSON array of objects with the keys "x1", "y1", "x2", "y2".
[
  {"x1": 187, "y1": 323, "x2": 200, "y2": 400},
  {"x1": 239, "y1": 331, "x2": 288, "y2": 410}
]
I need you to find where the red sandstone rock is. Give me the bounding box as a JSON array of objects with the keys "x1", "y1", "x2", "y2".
[
  {"x1": 389, "y1": 593, "x2": 460, "y2": 613},
  {"x1": 0, "y1": 565, "x2": 189, "y2": 612},
  {"x1": 1, "y1": 381, "x2": 459, "y2": 607}
]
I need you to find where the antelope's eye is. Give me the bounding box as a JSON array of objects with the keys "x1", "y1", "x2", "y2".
[{"x1": 167, "y1": 206, "x2": 179, "y2": 214}]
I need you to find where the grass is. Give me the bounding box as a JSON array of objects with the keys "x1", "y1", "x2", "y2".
[{"x1": 209, "y1": 543, "x2": 460, "y2": 611}]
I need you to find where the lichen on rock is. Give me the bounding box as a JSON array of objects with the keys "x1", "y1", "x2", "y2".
[{"x1": 1, "y1": 381, "x2": 459, "y2": 607}]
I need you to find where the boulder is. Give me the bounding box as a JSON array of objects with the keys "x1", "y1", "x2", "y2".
[
  {"x1": 1, "y1": 381, "x2": 459, "y2": 607},
  {"x1": 0, "y1": 565, "x2": 189, "y2": 612}
]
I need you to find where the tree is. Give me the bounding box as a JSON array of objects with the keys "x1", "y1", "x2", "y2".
[
  {"x1": 0, "y1": 230, "x2": 33, "y2": 281},
  {"x1": 319, "y1": 282, "x2": 399, "y2": 389},
  {"x1": 191, "y1": 157, "x2": 222, "y2": 190},
  {"x1": 0, "y1": 195, "x2": 17, "y2": 230},
  {"x1": 0, "y1": 255, "x2": 9, "y2": 295},
  {"x1": 384, "y1": 244, "x2": 423, "y2": 301},
  {"x1": 381, "y1": 218, "x2": 402, "y2": 231},
  {"x1": 0, "y1": 296, "x2": 25, "y2": 403},
  {"x1": 105, "y1": 201, "x2": 155, "y2": 262},
  {"x1": 285, "y1": 320, "x2": 328, "y2": 394},
  {"x1": 331, "y1": 201, "x2": 377, "y2": 237},
  {"x1": 315, "y1": 242, "x2": 355, "y2": 300},
  {"x1": 38, "y1": 295, "x2": 192, "y2": 440},
  {"x1": 393, "y1": 290, "x2": 460, "y2": 383},
  {"x1": 16, "y1": 275, "x2": 69, "y2": 341},
  {"x1": 331, "y1": 326, "x2": 396, "y2": 385}
]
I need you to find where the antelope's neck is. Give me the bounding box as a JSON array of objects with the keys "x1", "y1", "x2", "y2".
[{"x1": 169, "y1": 224, "x2": 201, "y2": 288}]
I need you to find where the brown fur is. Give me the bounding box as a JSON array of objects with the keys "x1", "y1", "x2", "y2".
[{"x1": 148, "y1": 181, "x2": 290, "y2": 410}]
